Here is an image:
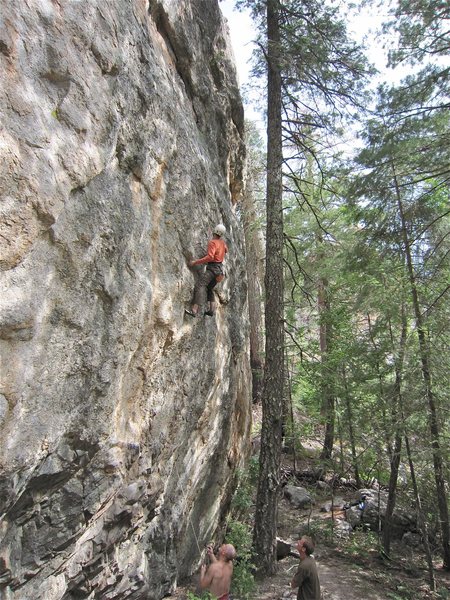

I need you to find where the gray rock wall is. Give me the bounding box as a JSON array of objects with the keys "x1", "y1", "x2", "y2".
[{"x1": 0, "y1": 1, "x2": 251, "y2": 598}]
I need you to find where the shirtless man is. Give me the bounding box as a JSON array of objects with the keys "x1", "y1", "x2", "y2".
[{"x1": 199, "y1": 543, "x2": 236, "y2": 600}]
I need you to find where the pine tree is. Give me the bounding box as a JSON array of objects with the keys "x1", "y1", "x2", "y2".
[
  {"x1": 252, "y1": 0, "x2": 285, "y2": 575},
  {"x1": 349, "y1": 105, "x2": 450, "y2": 569}
]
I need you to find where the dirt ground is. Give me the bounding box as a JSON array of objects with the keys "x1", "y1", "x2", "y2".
[
  {"x1": 252, "y1": 545, "x2": 450, "y2": 600},
  {"x1": 250, "y1": 496, "x2": 425, "y2": 600},
  {"x1": 167, "y1": 490, "x2": 450, "y2": 600},
  {"x1": 253, "y1": 489, "x2": 450, "y2": 600},
  {"x1": 166, "y1": 429, "x2": 450, "y2": 600},
  {"x1": 248, "y1": 552, "x2": 389, "y2": 599}
]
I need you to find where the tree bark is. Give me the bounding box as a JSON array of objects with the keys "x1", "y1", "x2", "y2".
[
  {"x1": 382, "y1": 311, "x2": 407, "y2": 556},
  {"x1": 318, "y1": 273, "x2": 334, "y2": 460},
  {"x1": 404, "y1": 432, "x2": 436, "y2": 590},
  {"x1": 253, "y1": 0, "x2": 284, "y2": 576},
  {"x1": 342, "y1": 366, "x2": 361, "y2": 488},
  {"x1": 367, "y1": 313, "x2": 393, "y2": 462},
  {"x1": 241, "y1": 164, "x2": 265, "y2": 404}
]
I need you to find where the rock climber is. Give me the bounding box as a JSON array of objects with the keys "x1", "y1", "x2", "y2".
[
  {"x1": 199, "y1": 543, "x2": 236, "y2": 600},
  {"x1": 291, "y1": 536, "x2": 321, "y2": 600},
  {"x1": 185, "y1": 224, "x2": 228, "y2": 317}
]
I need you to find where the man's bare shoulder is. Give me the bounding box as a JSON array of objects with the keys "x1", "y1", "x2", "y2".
[{"x1": 209, "y1": 561, "x2": 224, "y2": 574}]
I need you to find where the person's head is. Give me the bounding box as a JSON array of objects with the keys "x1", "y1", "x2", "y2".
[
  {"x1": 297, "y1": 536, "x2": 314, "y2": 557},
  {"x1": 213, "y1": 224, "x2": 226, "y2": 238},
  {"x1": 219, "y1": 543, "x2": 236, "y2": 562}
]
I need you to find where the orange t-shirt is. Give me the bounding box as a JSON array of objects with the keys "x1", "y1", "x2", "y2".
[{"x1": 193, "y1": 238, "x2": 228, "y2": 265}]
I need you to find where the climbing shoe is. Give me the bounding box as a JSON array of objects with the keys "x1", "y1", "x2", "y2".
[
  {"x1": 185, "y1": 309, "x2": 198, "y2": 317},
  {"x1": 204, "y1": 310, "x2": 215, "y2": 317}
]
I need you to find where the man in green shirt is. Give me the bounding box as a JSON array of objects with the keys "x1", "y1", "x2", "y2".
[{"x1": 291, "y1": 536, "x2": 321, "y2": 600}]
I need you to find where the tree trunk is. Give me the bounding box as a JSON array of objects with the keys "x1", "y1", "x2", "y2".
[
  {"x1": 342, "y1": 366, "x2": 361, "y2": 488},
  {"x1": 253, "y1": 0, "x2": 284, "y2": 576},
  {"x1": 382, "y1": 433, "x2": 402, "y2": 556},
  {"x1": 336, "y1": 407, "x2": 345, "y2": 474},
  {"x1": 404, "y1": 432, "x2": 436, "y2": 590},
  {"x1": 367, "y1": 313, "x2": 393, "y2": 461},
  {"x1": 382, "y1": 311, "x2": 407, "y2": 556},
  {"x1": 318, "y1": 273, "x2": 334, "y2": 460},
  {"x1": 241, "y1": 168, "x2": 265, "y2": 404},
  {"x1": 285, "y1": 357, "x2": 298, "y2": 469},
  {"x1": 393, "y1": 164, "x2": 450, "y2": 570}
]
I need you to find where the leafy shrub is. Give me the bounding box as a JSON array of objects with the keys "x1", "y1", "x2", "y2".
[
  {"x1": 437, "y1": 586, "x2": 450, "y2": 600},
  {"x1": 230, "y1": 458, "x2": 259, "y2": 521},
  {"x1": 187, "y1": 592, "x2": 212, "y2": 600},
  {"x1": 226, "y1": 520, "x2": 253, "y2": 560},
  {"x1": 231, "y1": 559, "x2": 256, "y2": 600},
  {"x1": 306, "y1": 518, "x2": 334, "y2": 544},
  {"x1": 385, "y1": 589, "x2": 415, "y2": 600},
  {"x1": 342, "y1": 529, "x2": 379, "y2": 558},
  {"x1": 225, "y1": 519, "x2": 255, "y2": 599}
]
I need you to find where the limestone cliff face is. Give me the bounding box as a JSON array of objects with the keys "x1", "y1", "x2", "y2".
[{"x1": 0, "y1": 1, "x2": 250, "y2": 598}]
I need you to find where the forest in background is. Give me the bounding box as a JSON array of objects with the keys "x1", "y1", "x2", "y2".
[{"x1": 231, "y1": 0, "x2": 449, "y2": 594}]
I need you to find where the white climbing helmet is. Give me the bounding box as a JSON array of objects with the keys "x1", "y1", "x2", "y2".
[{"x1": 214, "y1": 224, "x2": 226, "y2": 237}]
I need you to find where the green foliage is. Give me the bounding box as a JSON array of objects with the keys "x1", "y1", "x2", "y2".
[
  {"x1": 341, "y1": 530, "x2": 379, "y2": 558},
  {"x1": 283, "y1": 416, "x2": 307, "y2": 455},
  {"x1": 437, "y1": 585, "x2": 450, "y2": 599},
  {"x1": 230, "y1": 458, "x2": 259, "y2": 521},
  {"x1": 226, "y1": 520, "x2": 253, "y2": 561},
  {"x1": 241, "y1": 0, "x2": 450, "y2": 573},
  {"x1": 305, "y1": 519, "x2": 334, "y2": 544},
  {"x1": 231, "y1": 478, "x2": 253, "y2": 518},
  {"x1": 251, "y1": 419, "x2": 262, "y2": 436},
  {"x1": 186, "y1": 592, "x2": 212, "y2": 600},
  {"x1": 385, "y1": 0, "x2": 450, "y2": 67},
  {"x1": 225, "y1": 519, "x2": 256, "y2": 599},
  {"x1": 230, "y1": 559, "x2": 256, "y2": 600},
  {"x1": 385, "y1": 583, "x2": 417, "y2": 600}
]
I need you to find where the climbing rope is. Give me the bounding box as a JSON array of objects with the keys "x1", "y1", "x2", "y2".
[{"x1": 170, "y1": 442, "x2": 205, "y2": 561}]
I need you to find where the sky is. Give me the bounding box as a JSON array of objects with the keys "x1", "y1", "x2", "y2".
[
  {"x1": 219, "y1": 0, "x2": 400, "y2": 84},
  {"x1": 218, "y1": 0, "x2": 414, "y2": 138},
  {"x1": 219, "y1": 1, "x2": 255, "y2": 88},
  {"x1": 218, "y1": 0, "x2": 265, "y2": 128}
]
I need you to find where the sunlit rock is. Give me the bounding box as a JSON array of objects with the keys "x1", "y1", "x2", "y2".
[{"x1": 0, "y1": 1, "x2": 250, "y2": 598}]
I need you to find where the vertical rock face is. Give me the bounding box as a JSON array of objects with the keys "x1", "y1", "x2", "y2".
[{"x1": 0, "y1": 1, "x2": 250, "y2": 598}]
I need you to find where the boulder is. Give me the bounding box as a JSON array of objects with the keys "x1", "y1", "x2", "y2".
[
  {"x1": 344, "y1": 490, "x2": 417, "y2": 537},
  {"x1": 345, "y1": 505, "x2": 363, "y2": 529},
  {"x1": 335, "y1": 520, "x2": 353, "y2": 538},
  {"x1": 320, "y1": 497, "x2": 345, "y2": 513},
  {"x1": 284, "y1": 485, "x2": 314, "y2": 509},
  {"x1": 402, "y1": 532, "x2": 422, "y2": 547}
]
